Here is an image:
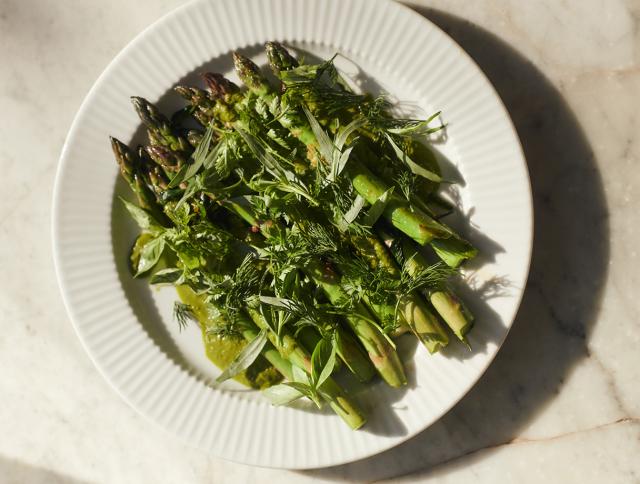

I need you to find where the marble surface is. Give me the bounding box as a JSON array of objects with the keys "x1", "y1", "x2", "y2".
[{"x1": 1, "y1": 0, "x2": 638, "y2": 482}]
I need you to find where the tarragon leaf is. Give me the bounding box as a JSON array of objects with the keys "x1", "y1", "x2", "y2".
[
  {"x1": 291, "y1": 363, "x2": 309, "y2": 383},
  {"x1": 174, "y1": 177, "x2": 202, "y2": 210},
  {"x1": 362, "y1": 187, "x2": 394, "y2": 226},
  {"x1": 281, "y1": 365, "x2": 322, "y2": 407},
  {"x1": 338, "y1": 194, "x2": 366, "y2": 232},
  {"x1": 331, "y1": 119, "x2": 365, "y2": 182},
  {"x1": 302, "y1": 106, "x2": 333, "y2": 162},
  {"x1": 259, "y1": 295, "x2": 294, "y2": 309},
  {"x1": 331, "y1": 146, "x2": 353, "y2": 182},
  {"x1": 216, "y1": 329, "x2": 268, "y2": 383},
  {"x1": 282, "y1": 382, "x2": 322, "y2": 408},
  {"x1": 311, "y1": 336, "x2": 337, "y2": 389},
  {"x1": 167, "y1": 164, "x2": 189, "y2": 189},
  {"x1": 236, "y1": 127, "x2": 316, "y2": 204},
  {"x1": 385, "y1": 134, "x2": 442, "y2": 183},
  {"x1": 335, "y1": 118, "x2": 367, "y2": 151},
  {"x1": 386, "y1": 111, "x2": 442, "y2": 136},
  {"x1": 180, "y1": 125, "x2": 215, "y2": 183}
]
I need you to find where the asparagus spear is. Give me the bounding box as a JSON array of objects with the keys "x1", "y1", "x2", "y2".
[
  {"x1": 265, "y1": 41, "x2": 298, "y2": 75},
  {"x1": 116, "y1": 137, "x2": 366, "y2": 429},
  {"x1": 145, "y1": 144, "x2": 189, "y2": 173},
  {"x1": 377, "y1": 226, "x2": 474, "y2": 342},
  {"x1": 195, "y1": 75, "x2": 413, "y2": 323},
  {"x1": 265, "y1": 43, "x2": 479, "y2": 268},
  {"x1": 264, "y1": 44, "x2": 470, "y2": 344},
  {"x1": 402, "y1": 238, "x2": 474, "y2": 342},
  {"x1": 233, "y1": 51, "x2": 475, "y2": 266},
  {"x1": 223, "y1": 197, "x2": 406, "y2": 388},
  {"x1": 125, "y1": 101, "x2": 378, "y2": 387},
  {"x1": 173, "y1": 85, "x2": 226, "y2": 128},
  {"x1": 110, "y1": 137, "x2": 169, "y2": 224},
  {"x1": 131, "y1": 97, "x2": 191, "y2": 153},
  {"x1": 241, "y1": 324, "x2": 293, "y2": 381},
  {"x1": 131, "y1": 102, "x2": 376, "y2": 382},
  {"x1": 245, "y1": 307, "x2": 366, "y2": 429},
  {"x1": 175, "y1": 80, "x2": 406, "y2": 387},
  {"x1": 137, "y1": 95, "x2": 374, "y2": 382},
  {"x1": 351, "y1": 234, "x2": 450, "y2": 353}
]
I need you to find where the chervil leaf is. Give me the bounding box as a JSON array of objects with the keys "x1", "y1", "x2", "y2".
[
  {"x1": 135, "y1": 236, "x2": 165, "y2": 276},
  {"x1": 150, "y1": 268, "x2": 183, "y2": 285}
]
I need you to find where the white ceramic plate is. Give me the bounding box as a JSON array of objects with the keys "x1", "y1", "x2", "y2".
[{"x1": 52, "y1": 0, "x2": 532, "y2": 469}]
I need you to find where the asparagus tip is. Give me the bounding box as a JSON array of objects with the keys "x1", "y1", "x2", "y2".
[
  {"x1": 202, "y1": 72, "x2": 239, "y2": 98},
  {"x1": 145, "y1": 144, "x2": 183, "y2": 169},
  {"x1": 130, "y1": 96, "x2": 162, "y2": 127},
  {"x1": 145, "y1": 144, "x2": 167, "y2": 161},
  {"x1": 174, "y1": 85, "x2": 202, "y2": 104},
  {"x1": 231, "y1": 51, "x2": 244, "y2": 65},
  {"x1": 130, "y1": 95, "x2": 146, "y2": 111},
  {"x1": 265, "y1": 41, "x2": 299, "y2": 74},
  {"x1": 109, "y1": 137, "x2": 136, "y2": 182},
  {"x1": 232, "y1": 52, "x2": 266, "y2": 90},
  {"x1": 110, "y1": 136, "x2": 128, "y2": 161},
  {"x1": 173, "y1": 84, "x2": 191, "y2": 98}
]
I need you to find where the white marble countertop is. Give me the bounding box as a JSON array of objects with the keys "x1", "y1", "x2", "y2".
[{"x1": 1, "y1": 0, "x2": 639, "y2": 482}]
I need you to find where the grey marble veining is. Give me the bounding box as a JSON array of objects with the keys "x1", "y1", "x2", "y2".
[{"x1": 1, "y1": 0, "x2": 638, "y2": 482}]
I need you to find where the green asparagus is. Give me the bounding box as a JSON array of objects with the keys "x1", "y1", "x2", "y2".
[{"x1": 110, "y1": 43, "x2": 482, "y2": 431}]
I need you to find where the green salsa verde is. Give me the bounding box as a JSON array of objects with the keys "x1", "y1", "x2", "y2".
[{"x1": 175, "y1": 286, "x2": 282, "y2": 389}]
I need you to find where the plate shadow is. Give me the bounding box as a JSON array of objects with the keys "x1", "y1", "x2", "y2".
[{"x1": 300, "y1": 6, "x2": 609, "y2": 480}]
